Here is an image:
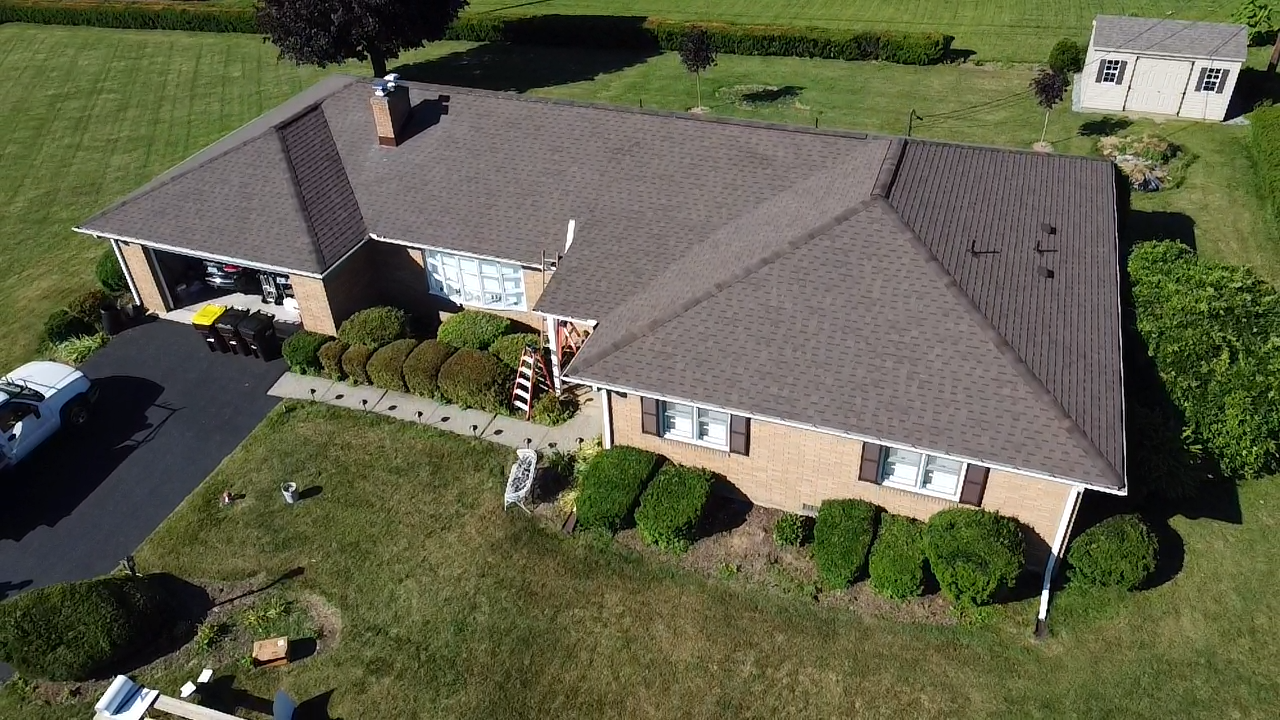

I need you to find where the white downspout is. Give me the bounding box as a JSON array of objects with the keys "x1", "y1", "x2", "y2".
[
  {"x1": 599, "y1": 388, "x2": 613, "y2": 449},
  {"x1": 1036, "y1": 485, "x2": 1084, "y2": 637},
  {"x1": 109, "y1": 237, "x2": 142, "y2": 307},
  {"x1": 546, "y1": 315, "x2": 562, "y2": 394}
]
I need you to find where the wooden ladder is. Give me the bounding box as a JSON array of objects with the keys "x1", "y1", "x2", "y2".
[{"x1": 511, "y1": 344, "x2": 551, "y2": 419}]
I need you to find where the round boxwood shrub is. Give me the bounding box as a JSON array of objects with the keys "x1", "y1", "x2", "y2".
[
  {"x1": 812, "y1": 499, "x2": 879, "y2": 589},
  {"x1": 402, "y1": 340, "x2": 455, "y2": 398},
  {"x1": 575, "y1": 446, "x2": 661, "y2": 533},
  {"x1": 95, "y1": 248, "x2": 128, "y2": 294},
  {"x1": 1066, "y1": 514, "x2": 1158, "y2": 590},
  {"x1": 0, "y1": 574, "x2": 177, "y2": 681},
  {"x1": 868, "y1": 514, "x2": 927, "y2": 600},
  {"x1": 281, "y1": 330, "x2": 333, "y2": 375},
  {"x1": 923, "y1": 508, "x2": 1024, "y2": 607},
  {"x1": 773, "y1": 512, "x2": 813, "y2": 548},
  {"x1": 341, "y1": 344, "x2": 375, "y2": 385},
  {"x1": 635, "y1": 463, "x2": 713, "y2": 553},
  {"x1": 531, "y1": 391, "x2": 578, "y2": 426},
  {"x1": 437, "y1": 310, "x2": 511, "y2": 351},
  {"x1": 337, "y1": 306, "x2": 408, "y2": 349},
  {"x1": 42, "y1": 308, "x2": 96, "y2": 345},
  {"x1": 318, "y1": 339, "x2": 350, "y2": 381},
  {"x1": 1048, "y1": 38, "x2": 1085, "y2": 75},
  {"x1": 490, "y1": 333, "x2": 540, "y2": 369},
  {"x1": 367, "y1": 338, "x2": 419, "y2": 392},
  {"x1": 437, "y1": 348, "x2": 512, "y2": 411}
]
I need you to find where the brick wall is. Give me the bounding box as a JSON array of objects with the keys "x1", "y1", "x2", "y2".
[
  {"x1": 291, "y1": 243, "x2": 383, "y2": 336},
  {"x1": 290, "y1": 275, "x2": 336, "y2": 335},
  {"x1": 609, "y1": 392, "x2": 1071, "y2": 568},
  {"x1": 118, "y1": 242, "x2": 166, "y2": 312}
]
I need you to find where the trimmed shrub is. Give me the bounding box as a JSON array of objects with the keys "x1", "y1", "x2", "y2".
[
  {"x1": 634, "y1": 463, "x2": 713, "y2": 552},
  {"x1": 437, "y1": 310, "x2": 512, "y2": 351},
  {"x1": 868, "y1": 515, "x2": 927, "y2": 600},
  {"x1": 42, "y1": 308, "x2": 95, "y2": 345},
  {"x1": 402, "y1": 340, "x2": 455, "y2": 398},
  {"x1": 1250, "y1": 104, "x2": 1280, "y2": 233},
  {"x1": 94, "y1": 248, "x2": 128, "y2": 294},
  {"x1": 281, "y1": 331, "x2": 332, "y2": 375},
  {"x1": 575, "y1": 446, "x2": 661, "y2": 533},
  {"x1": 337, "y1": 306, "x2": 408, "y2": 350},
  {"x1": 923, "y1": 508, "x2": 1024, "y2": 607},
  {"x1": 318, "y1": 339, "x2": 349, "y2": 381},
  {"x1": 0, "y1": 574, "x2": 177, "y2": 681},
  {"x1": 341, "y1": 345, "x2": 374, "y2": 385},
  {"x1": 1048, "y1": 38, "x2": 1085, "y2": 75},
  {"x1": 437, "y1": 348, "x2": 512, "y2": 411},
  {"x1": 531, "y1": 391, "x2": 578, "y2": 426},
  {"x1": 490, "y1": 332, "x2": 541, "y2": 369},
  {"x1": 812, "y1": 499, "x2": 879, "y2": 589},
  {"x1": 444, "y1": 14, "x2": 954, "y2": 65},
  {"x1": 367, "y1": 338, "x2": 419, "y2": 392},
  {"x1": 66, "y1": 289, "x2": 111, "y2": 329},
  {"x1": 773, "y1": 512, "x2": 813, "y2": 548},
  {"x1": 1066, "y1": 514, "x2": 1158, "y2": 590},
  {"x1": 0, "y1": 1, "x2": 258, "y2": 33}
]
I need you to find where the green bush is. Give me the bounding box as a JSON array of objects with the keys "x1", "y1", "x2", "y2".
[
  {"x1": 367, "y1": 338, "x2": 419, "y2": 392},
  {"x1": 575, "y1": 446, "x2": 661, "y2": 533},
  {"x1": 337, "y1": 306, "x2": 408, "y2": 350},
  {"x1": 318, "y1": 339, "x2": 349, "y2": 381},
  {"x1": 772, "y1": 512, "x2": 813, "y2": 547},
  {"x1": 0, "y1": 574, "x2": 177, "y2": 681},
  {"x1": 1250, "y1": 104, "x2": 1280, "y2": 233},
  {"x1": 923, "y1": 508, "x2": 1024, "y2": 607},
  {"x1": 94, "y1": 248, "x2": 128, "y2": 294},
  {"x1": 1047, "y1": 38, "x2": 1085, "y2": 75},
  {"x1": 341, "y1": 344, "x2": 374, "y2": 385},
  {"x1": 437, "y1": 348, "x2": 512, "y2": 411},
  {"x1": 42, "y1": 308, "x2": 95, "y2": 346},
  {"x1": 1128, "y1": 241, "x2": 1280, "y2": 480},
  {"x1": 490, "y1": 333, "x2": 541, "y2": 369},
  {"x1": 1066, "y1": 514, "x2": 1159, "y2": 590},
  {"x1": 437, "y1": 310, "x2": 512, "y2": 351},
  {"x1": 45, "y1": 333, "x2": 110, "y2": 366},
  {"x1": 531, "y1": 391, "x2": 578, "y2": 426},
  {"x1": 281, "y1": 331, "x2": 332, "y2": 375},
  {"x1": 66, "y1": 289, "x2": 111, "y2": 329},
  {"x1": 444, "y1": 14, "x2": 954, "y2": 65},
  {"x1": 868, "y1": 515, "x2": 927, "y2": 600},
  {"x1": 402, "y1": 340, "x2": 455, "y2": 398},
  {"x1": 812, "y1": 499, "x2": 879, "y2": 589},
  {"x1": 634, "y1": 463, "x2": 713, "y2": 553},
  {"x1": 0, "y1": 1, "x2": 258, "y2": 33}
]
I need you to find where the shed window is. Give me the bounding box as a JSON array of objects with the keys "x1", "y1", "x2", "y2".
[
  {"x1": 1198, "y1": 67, "x2": 1226, "y2": 93},
  {"x1": 426, "y1": 250, "x2": 526, "y2": 311},
  {"x1": 1100, "y1": 59, "x2": 1123, "y2": 84}
]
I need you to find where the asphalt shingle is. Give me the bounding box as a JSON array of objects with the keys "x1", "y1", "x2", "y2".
[{"x1": 1093, "y1": 15, "x2": 1248, "y2": 61}]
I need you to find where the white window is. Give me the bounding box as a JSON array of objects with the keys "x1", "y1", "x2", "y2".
[
  {"x1": 1100, "y1": 59, "x2": 1122, "y2": 84},
  {"x1": 1198, "y1": 67, "x2": 1225, "y2": 93},
  {"x1": 880, "y1": 447, "x2": 964, "y2": 499},
  {"x1": 660, "y1": 401, "x2": 729, "y2": 450},
  {"x1": 425, "y1": 250, "x2": 526, "y2": 311}
]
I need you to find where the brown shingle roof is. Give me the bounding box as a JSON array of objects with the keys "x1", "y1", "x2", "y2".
[{"x1": 1093, "y1": 15, "x2": 1248, "y2": 61}]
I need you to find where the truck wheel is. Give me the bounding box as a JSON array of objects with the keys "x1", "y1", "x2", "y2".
[{"x1": 62, "y1": 400, "x2": 91, "y2": 428}]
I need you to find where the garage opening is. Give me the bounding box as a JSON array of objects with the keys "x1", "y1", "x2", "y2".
[{"x1": 150, "y1": 250, "x2": 303, "y2": 335}]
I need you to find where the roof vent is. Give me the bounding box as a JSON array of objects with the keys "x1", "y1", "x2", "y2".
[
  {"x1": 1040, "y1": 222, "x2": 1056, "y2": 235},
  {"x1": 370, "y1": 73, "x2": 410, "y2": 147},
  {"x1": 1037, "y1": 265, "x2": 1055, "y2": 279}
]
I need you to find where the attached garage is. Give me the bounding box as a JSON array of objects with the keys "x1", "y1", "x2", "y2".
[{"x1": 1078, "y1": 15, "x2": 1247, "y2": 122}]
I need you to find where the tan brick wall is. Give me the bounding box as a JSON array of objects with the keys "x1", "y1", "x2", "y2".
[
  {"x1": 292, "y1": 243, "x2": 383, "y2": 336},
  {"x1": 118, "y1": 242, "x2": 166, "y2": 312},
  {"x1": 290, "y1": 275, "x2": 336, "y2": 335},
  {"x1": 609, "y1": 392, "x2": 1071, "y2": 568}
]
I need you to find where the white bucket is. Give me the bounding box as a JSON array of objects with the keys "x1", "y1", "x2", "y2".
[{"x1": 281, "y1": 482, "x2": 298, "y2": 504}]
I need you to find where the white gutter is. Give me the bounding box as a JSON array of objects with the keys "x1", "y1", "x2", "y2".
[
  {"x1": 107, "y1": 237, "x2": 142, "y2": 307},
  {"x1": 72, "y1": 227, "x2": 322, "y2": 279},
  {"x1": 1036, "y1": 486, "x2": 1085, "y2": 637},
  {"x1": 369, "y1": 233, "x2": 540, "y2": 270},
  {"x1": 599, "y1": 389, "x2": 613, "y2": 449}
]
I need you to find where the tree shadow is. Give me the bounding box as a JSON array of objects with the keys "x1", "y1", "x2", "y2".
[
  {"x1": 1227, "y1": 66, "x2": 1280, "y2": 120},
  {"x1": 1078, "y1": 116, "x2": 1132, "y2": 137},
  {"x1": 393, "y1": 41, "x2": 659, "y2": 93},
  {"x1": 214, "y1": 566, "x2": 306, "y2": 608},
  {"x1": 0, "y1": 579, "x2": 32, "y2": 601},
  {"x1": 739, "y1": 85, "x2": 803, "y2": 106},
  {"x1": 1125, "y1": 209, "x2": 1197, "y2": 250}
]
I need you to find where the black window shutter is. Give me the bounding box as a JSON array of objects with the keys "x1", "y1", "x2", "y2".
[
  {"x1": 1114, "y1": 60, "x2": 1128, "y2": 85},
  {"x1": 959, "y1": 465, "x2": 990, "y2": 506},
  {"x1": 1215, "y1": 69, "x2": 1231, "y2": 94},
  {"x1": 640, "y1": 397, "x2": 658, "y2": 436},
  {"x1": 858, "y1": 443, "x2": 883, "y2": 483},
  {"x1": 1195, "y1": 66, "x2": 1209, "y2": 92},
  {"x1": 1094, "y1": 61, "x2": 1107, "y2": 83},
  {"x1": 729, "y1": 416, "x2": 749, "y2": 456}
]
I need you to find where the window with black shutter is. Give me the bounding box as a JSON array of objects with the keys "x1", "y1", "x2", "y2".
[
  {"x1": 729, "y1": 416, "x2": 750, "y2": 456},
  {"x1": 959, "y1": 465, "x2": 990, "y2": 507},
  {"x1": 640, "y1": 397, "x2": 658, "y2": 436}
]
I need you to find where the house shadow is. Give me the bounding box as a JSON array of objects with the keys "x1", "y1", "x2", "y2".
[
  {"x1": 0, "y1": 375, "x2": 169, "y2": 541},
  {"x1": 393, "y1": 40, "x2": 659, "y2": 93},
  {"x1": 1124, "y1": 209, "x2": 1196, "y2": 249}
]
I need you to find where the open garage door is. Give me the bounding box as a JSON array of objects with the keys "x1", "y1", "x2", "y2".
[
  {"x1": 1125, "y1": 57, "x2": 1193, "y2": 116},
  {"x1": 150, "y1": 249, "x2": 302, "y2": 333}
]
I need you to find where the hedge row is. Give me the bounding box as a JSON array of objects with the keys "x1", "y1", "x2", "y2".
[
  {"x1": 1248, "y1": 104, "x2": 1280, "y2": 233},
  {"x1": 812, "y1": 499, "x2": 879, "y2": 589},
  {"x1": 0, "y1": 3, "x2": 953, "y2": 65},
  {"x1": 635, "y1": 463, "x2": 712, "y2": 552},
  {"x1": 923, "y1": 508, "x2": 1023, "y2": 607},
  {"x1": 868, "y1": 514, "x2": 927, "y2": 600}
]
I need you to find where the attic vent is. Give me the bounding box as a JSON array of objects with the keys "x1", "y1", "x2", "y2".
[
  {"x1": 1037, "y1": 265, "x2": 1055, "y2": 279},
  {"x1": 800, "y1": 503, "x2": 819, "y2": 515}
]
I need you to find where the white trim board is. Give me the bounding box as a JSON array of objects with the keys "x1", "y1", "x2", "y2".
[
  {"x1": 571, "y1": 377, "x2": 1127, "y2": 496},
  {"x1": 370, "y1": 233, "x2": 541, "y2": 271},
  {"x1": 74, "y1": 228, "x2": 322, "y2": 279}
]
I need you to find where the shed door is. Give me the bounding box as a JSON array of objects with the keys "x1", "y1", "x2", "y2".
[{"x1": 1126, "y1": 57, "x2": 1193, "y2": 115}]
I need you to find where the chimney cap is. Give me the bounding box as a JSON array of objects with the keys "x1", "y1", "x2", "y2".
[{"x1": 372, "y1": 73, "x2": 403, "y2": 97}]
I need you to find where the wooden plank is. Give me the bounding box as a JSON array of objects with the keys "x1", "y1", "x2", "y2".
[{"x1": 152, "y1": 695, "x2": 243, "y2": 720}]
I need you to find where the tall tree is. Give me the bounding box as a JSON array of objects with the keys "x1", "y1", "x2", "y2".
[
  {"x1": 257, "y1": 0, "x2": 468, "y2": 78},
  {"x1": 1030, "y1": 69, "x2": 1066, "y2": 144},
  {"x1": 679, "y1": 28, "x2": 717, "y2": 110}
]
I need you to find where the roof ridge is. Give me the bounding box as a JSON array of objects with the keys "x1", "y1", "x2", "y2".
[
  {"x1": 876, "y1": 196, "x2": 1122, "y2": 484},
  {"x1": 274, "y1": 106, "x2": 329, "y2": 272}
]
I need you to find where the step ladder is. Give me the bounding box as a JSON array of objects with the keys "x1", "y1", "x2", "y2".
[
  {"x1": 511, "y1": 344, "x2": 552, "y2": 419},
  {"x1": 558, "y1": 321, "x2": 589, "y2": 355}
]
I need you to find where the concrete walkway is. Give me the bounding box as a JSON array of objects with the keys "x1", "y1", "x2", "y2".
[{"x1": 267, "y1": 372, "x2": 600, "y2": 453}]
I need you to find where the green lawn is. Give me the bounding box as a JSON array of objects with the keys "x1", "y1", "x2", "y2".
[{"x1": 3, "y1": 401, "x2": 1278, "y2": 718}]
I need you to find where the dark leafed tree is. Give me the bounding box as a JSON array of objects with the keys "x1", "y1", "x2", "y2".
[
  {"x1": 257, "y1": 0, "x2": 468, "y2": 78},
  {"x1": 1029, "y1": 69, "x2": 1067, "y2": 144},
  {"x1": 679, "y1": 28, "x2": 717, "y2": 110}
]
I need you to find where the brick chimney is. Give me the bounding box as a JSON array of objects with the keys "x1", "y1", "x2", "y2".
[{"x1": 370, "y1": 73, "x2": 410, "y2": 147}]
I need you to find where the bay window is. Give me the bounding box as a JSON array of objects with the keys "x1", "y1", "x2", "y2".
[{"x1": 425, "y1": 250, "x2": 526, "y2": 311}]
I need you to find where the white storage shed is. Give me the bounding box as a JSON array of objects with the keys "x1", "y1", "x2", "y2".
[{"x1": 1078, "y1": 15, "x2": 1248, "y2": 122}]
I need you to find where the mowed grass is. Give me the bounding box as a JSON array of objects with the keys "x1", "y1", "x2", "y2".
[{"x1": 3, "y1": 401, "x2": 1279, "y2": 718}]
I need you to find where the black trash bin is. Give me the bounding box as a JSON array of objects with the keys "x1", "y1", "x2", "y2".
[
  {"x1": 214, "y1": 307, "x2": 249, "y2": 355},
  {"x1": 237, "y1": 311, "x2": 281, "y2": 361},
  {"x1": 192, "y1": 304, "x2": 229, "y2": 353}
]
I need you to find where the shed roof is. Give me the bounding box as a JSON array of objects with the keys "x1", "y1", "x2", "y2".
[{"x1": 1092, "y1": 15, "x2": 1248, "y2": 61}]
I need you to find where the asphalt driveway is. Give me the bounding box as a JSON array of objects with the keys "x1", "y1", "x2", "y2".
[{"x1": 0, "y1": 319, "x2": 282, "y2": 599}]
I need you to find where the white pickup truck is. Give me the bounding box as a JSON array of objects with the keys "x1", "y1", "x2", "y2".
[{"x1": 0, "y1": 361, "x2": 97, "y2": 470}]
